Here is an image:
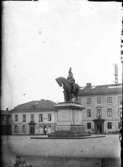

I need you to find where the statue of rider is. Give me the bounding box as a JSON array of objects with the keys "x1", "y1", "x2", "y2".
[{"x1": 67, "y1": 67, "x2": 75, "y2": 94}]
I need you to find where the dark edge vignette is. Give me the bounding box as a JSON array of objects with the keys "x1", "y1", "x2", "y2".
[
  {"x1": 0, "y1": 0, "x2": 122, "y2": 2},
  {"x1": 0, "y1": 1, "x2": 122, "y2": 167},
  {"x1": 1, "y1": 0, "x2": 38, "y2": 1},
  {"x1": 0, "y1": 1, "x2": 3, "y2": 167},
  {"x1": 88, "y1": 0, "x2": 122, "y2": 2},
  {"x1": 121, "y1": 6, "x2": 123, "y2": 167},
  {"x1": 0, "y1": 0, "x2": 122, "y2": 1}
]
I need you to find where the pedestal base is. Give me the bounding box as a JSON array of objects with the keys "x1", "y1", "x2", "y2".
[
  {"x1": 53, "y1": 102, "x2": 86, "y2": 136},
  {"x1": 71, "y1": 125, "x2": 85, "y2": 133}
]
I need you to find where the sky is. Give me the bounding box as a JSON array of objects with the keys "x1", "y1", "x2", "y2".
[{"x1": 2, "y1": 0, "x2": 122, "y2": 110}]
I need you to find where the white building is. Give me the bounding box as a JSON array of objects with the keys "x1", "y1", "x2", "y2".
[
  {"x1": 11, "y1": 100, "x2": 57, "y2": 135},
  {"x1": 78, "y1": 83, "x2": 122, "y2": 134}
]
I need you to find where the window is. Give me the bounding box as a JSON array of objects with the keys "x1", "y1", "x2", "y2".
[
  {"x1": 107, "y1": 97, "x2": 112, "y2": 104},
  {"x1": 15, "y1": 115, "x2": 18, "y2": 122},
  {"x1": 8, "y1": 115, "x2": 11, "y2": 124},
  {"x1": 87, "y1": 122, "x2": 91, "y2": 129},
  {"x1": 30, "y1": 114, "x2": 34, "y2": 121},
  {"x1": 22, "y1": 114, "x2": 26, "y2": 122},
  {"x1": 87, "y1": 109, "x2": 91, "y2": 117},
  {"x1": 87, "y1": 97, "x2": 91, "y2": 104},
  {"x1": 118, "y1": 96, "x2": 122, "y2": 105},
  {"x1": 118, "y1": 122, "x2": 121, "y2": 129},
  {"x1": 2, "y1": 115, "x2": 6, "y2": 122},
  {"x1": 22, "y1": 125, "x2": 26, "y2": 133},
  {"x1": 107, "y1": 108, "x2": 112, "y2": 117},
  {"x1": 96, "y1": 108, "x2": 102, "y2": 118},
  {"x1": 97, "y1": 96, "x2": 101, "y2": 104},
  {"x1": 39, "y1": 114, "x2": 43, "y2": 122},
  {"x1": 48, "y1": 114, "x2": 52, "y2": 121},
  {"x1": 107, "y1": 122, "x2": 112, "y2": 129},
  {"x1": 119, "y1": 109, "x2": 122, "y2": 118},
  {"x1": 14, "y1": 125, "x2": 18, "y2": 133}
]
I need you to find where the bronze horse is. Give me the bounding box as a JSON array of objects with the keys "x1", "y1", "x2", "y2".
[{"x1": 56, "y1": 77, "x2": 80, "y2": 102}]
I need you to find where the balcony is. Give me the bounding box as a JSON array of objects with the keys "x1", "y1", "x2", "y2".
[{"x1": 96, "y1": 114, "x2": 102, "y2": 120}]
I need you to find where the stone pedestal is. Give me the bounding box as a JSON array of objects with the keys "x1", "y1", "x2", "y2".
[{"x1": 55, "y1": 102, "x2": 85, "y2": 134}]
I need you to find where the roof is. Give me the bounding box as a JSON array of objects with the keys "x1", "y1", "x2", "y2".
[
  {"x1": 11, "y1": 99, "x2": 56, "y2": 112},
  {"x1": 79, "y1": 83, "x2": 122, "y2": 96},
  {"x1": 1, "y1": 109, "x2": 10, "y2": 115}
]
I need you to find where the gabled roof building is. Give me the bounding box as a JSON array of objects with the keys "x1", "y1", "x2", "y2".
[{"x1": 11, "y1": 100, "x2": 57, "y2": 135}]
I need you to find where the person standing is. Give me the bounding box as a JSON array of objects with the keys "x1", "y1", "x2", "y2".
[{"x1": 44, "y1": 126, "x2": 47, "y2": 135}]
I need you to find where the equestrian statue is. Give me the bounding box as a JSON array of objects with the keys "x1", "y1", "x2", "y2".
[{"x1": 56, "y1": 67, "x2": 80, "y2": 102}]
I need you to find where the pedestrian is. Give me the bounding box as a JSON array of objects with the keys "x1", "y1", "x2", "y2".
[
  {"x1": 13, "y1": 155, "x2": 21, "y2": 167},
  {"x1": 44, "y1": 126, "x2": 47, "y2": 135},
  {"x1": 24, "y1": 160, "x2": 31, "y2": 167}
]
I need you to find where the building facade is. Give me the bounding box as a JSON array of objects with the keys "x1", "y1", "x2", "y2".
[
  {"x1": 10, "y1": 84, "x2": 122, "y2": 135},
  {"x1": 78, "y1": 83, "x2": 122, "y2": 134},
  {"x1": 11, "y1": 100, "x2": 57, "y2": 135},
  {"x1": 0, "y1": 108, "x2": 12, "y2": 135}
]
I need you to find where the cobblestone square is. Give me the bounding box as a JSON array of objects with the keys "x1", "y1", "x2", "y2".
[{"x1": 2, "y1": 135, "x2": 121, "y2": 167}]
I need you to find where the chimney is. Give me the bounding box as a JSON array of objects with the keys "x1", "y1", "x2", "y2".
[{"x1": 86, "y1": 83, "x2": 92, "y2": 88}]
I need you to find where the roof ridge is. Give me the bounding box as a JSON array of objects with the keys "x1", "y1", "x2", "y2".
[{"x1": 13, "y1": 99, "x2": 56, "y2": 111}]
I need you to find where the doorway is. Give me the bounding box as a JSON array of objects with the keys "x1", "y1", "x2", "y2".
[
  {"x1": 94, "y1": 119, "x2": 104, "y2": 134},
  {"x1": 29, "y1": 121, "x2": 35, "y2": 135},
  {"x1": 30, "y1": 126, "x2": 35, "y2": 135}
]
